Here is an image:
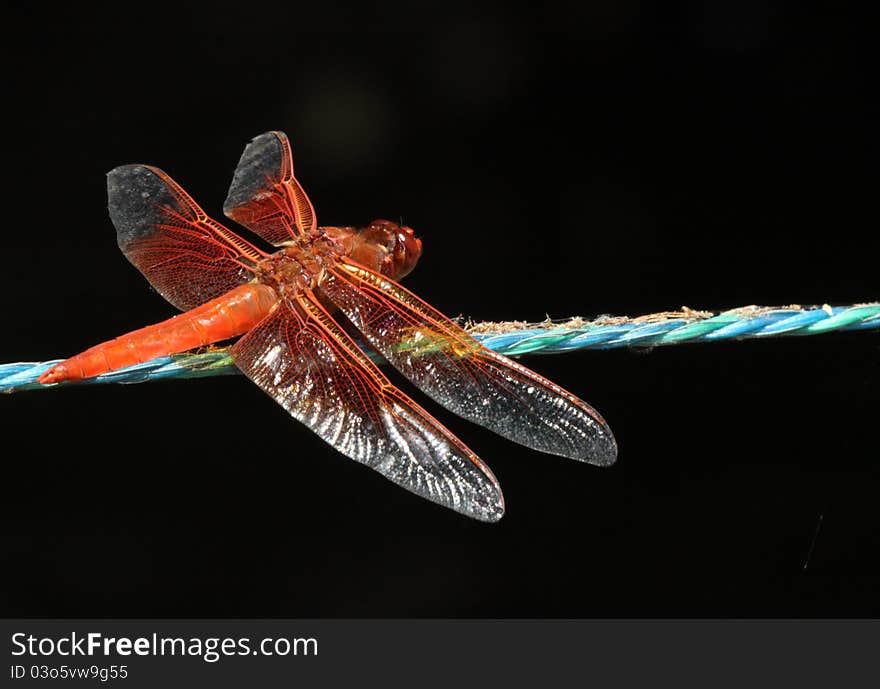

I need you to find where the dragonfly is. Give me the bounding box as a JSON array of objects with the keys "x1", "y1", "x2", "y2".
[{"x1": 39, "y1": 131, "x2": 617, "y2": 521}]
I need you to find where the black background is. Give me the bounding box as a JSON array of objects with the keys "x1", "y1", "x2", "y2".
[{"x1": 2, "y1": 2, "x2": 877, "y2": 617}]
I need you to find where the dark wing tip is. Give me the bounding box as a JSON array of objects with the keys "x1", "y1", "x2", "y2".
[
  {"x1": 223, "y1": 131, "x2": 288, "y2": 216},
  {"x1": 455, "y1": 456, "x2": 505, "y2": 523},
  {"x1": 479, "y1": 492, "x2": 506, "y2": 523},
  {"x1": 586, "y1": 422, "x2": 618, "y2": 467},
  {"x1": 107, "y1": 164, "x2": 174, "y2": 250},
  {"x1": 563, "y1": 405, "x2": 618, "y2": 467}
]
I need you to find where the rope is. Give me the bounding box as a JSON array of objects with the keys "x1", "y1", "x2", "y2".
[{"x1": 2, "y1": 302, "x2": 877, "y2": 393}]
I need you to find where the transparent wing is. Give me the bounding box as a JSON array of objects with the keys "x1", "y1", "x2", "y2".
[
  {"x1": 230, "y1": 293, "x2": 505, "y2": 522},
  {"x1": 223, "y1": 131, "x2": 317, "y2": 244},
  {"x1": 320, "y1": 261, "x2": 618, "y2": 466},
  {"x1": 108, "y1": 165, "x2": 264, "y2": 311}
]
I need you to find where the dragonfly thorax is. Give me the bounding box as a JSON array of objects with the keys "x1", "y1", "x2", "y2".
[{"x1": 255, "y1": 231, "x2": 342, "y2": 297}]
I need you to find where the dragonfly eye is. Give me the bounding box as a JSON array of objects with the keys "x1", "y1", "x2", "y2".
[{"x1": 392, "y1": 225, "x2": 422, "y2": 280}]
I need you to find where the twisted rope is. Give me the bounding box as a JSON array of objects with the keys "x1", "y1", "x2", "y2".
[{"x1": 2, "y1": 303, "x2": 877, "y2": 393}]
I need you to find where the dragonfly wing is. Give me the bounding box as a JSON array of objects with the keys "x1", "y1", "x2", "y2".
[
  {"x1": 223, "y1": 131, "x2": 317, "y2": 244},
  {"x1": 108, "y1": 165, "x2": 264, "y2": 311},
  {"x1": 320, "y1": 261, "x2": 618, "y2": 466},
  {"x1": 230, "y1": 293, "x2": 505, "y2": 522}
]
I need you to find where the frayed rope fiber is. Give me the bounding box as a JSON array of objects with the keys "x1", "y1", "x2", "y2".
[{"x1": 3, "y1": 302, "x2": 877, "y2": 393}]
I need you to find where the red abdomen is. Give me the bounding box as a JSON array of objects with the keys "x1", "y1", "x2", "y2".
[{"x1": 39, "y1": 284, "x2": 278, "y2": 384}]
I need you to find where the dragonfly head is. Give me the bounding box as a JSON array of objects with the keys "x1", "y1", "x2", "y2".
[{"x1": 360, "y1": 219, "x2": 423, "y2": 281}]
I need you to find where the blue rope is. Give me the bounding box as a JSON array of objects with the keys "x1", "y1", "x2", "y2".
[{"x1": 2, "y1": 303, "x2": 877, "y2": 393}]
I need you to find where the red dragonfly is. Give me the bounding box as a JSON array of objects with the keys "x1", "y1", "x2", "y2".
[{"x1": 39, "y1": 132, "x2": 616, "y2": 521}]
